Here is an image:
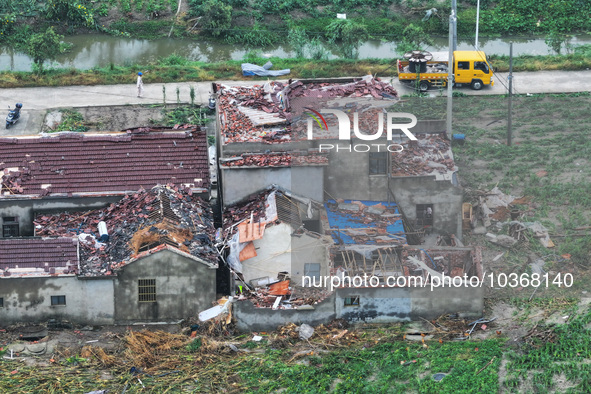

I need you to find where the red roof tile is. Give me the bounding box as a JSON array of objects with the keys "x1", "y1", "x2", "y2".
[
  {"x1": 1, "y1": 130, "x2": 210, "y2": 197},
  {"x1": 0, "y1": 237, "x2": 78, "y2": 276}
]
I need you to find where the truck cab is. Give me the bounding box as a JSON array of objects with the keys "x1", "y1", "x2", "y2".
[{"x1": 453, "y1": 51, "x2": 494, "y2": 90}]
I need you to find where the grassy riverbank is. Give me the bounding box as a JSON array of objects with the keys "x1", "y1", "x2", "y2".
[
  {"x1": 2, "y1": 0, "x2": 590, "y2": 48},
  {"x1": 2, "y1": 51, "x2": 591, "y2": 89}
]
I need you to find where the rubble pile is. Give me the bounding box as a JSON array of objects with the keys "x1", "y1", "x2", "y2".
[
  {"x1": 217, "y1": 83, "x2": 291, "y2": 144},
  {"x1": 286, "y1": 77, "x2": 398, "y2": 101},
  {"x1": 221, "y1": 152, "x2": 329, "y2": 167},
  {"x1": 222, "y1": 188, "x2": 276, "y2": 227},
  {"x1": 391, "y1": 133, "x2": 457, "y2": 176},
  {"x1": 34, "y1": 185, "x2": 217, "y2": 276},
  {"x1": 325, "y1": 200, "x2": 406, "y2": 246},
  {"x1": 1, "y1": 169, "x2": 25, "y2": 194}
]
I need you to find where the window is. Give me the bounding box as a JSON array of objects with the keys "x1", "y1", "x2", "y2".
[
  {"x1": 474, "y1": 61, "x2": 489, "y2": 74},
  {"x1": 138, "y1": 279, "x2": 156, "y2": 302},
  {"x1": 457, "y1": 61, "x2": 469, "y2": 70},
  {"x1": 304, "y1": 263, "x2": 321, "y2": 280},
  {"x1": 416, "y1": 204, "x2": 434, "y2": 226},
  {"x1": 369, "y1": 152, "x2": 387, "y2": 175},
  {"x1": 51, "y1": 295, "x2": 66, "y2": 306},
  {"x1": 0, "y1": 298, "x2": 3, "y2": 308},
  {"x1": 344, "y1": 295, "x2": 360, "y2": 307},
  {"x1": 2, "y1": 216, "x2": 19, "y2": 238}
]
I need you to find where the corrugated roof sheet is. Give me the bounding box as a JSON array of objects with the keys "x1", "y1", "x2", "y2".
[{"x1": 0, "y1": 130, "x2": 209, "y2": 197}]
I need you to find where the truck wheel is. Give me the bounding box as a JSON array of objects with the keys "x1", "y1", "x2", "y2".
[
  {"x1": 418, "y1": 81, "x2": 430, "y2": 92},
  {"x1": 470, "y1": 80, "x2": 483, "y2": 90}
]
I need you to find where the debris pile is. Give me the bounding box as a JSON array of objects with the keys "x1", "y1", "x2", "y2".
[
  {"x1": 285, "y1": 77, "x2": 398, "y2": 101},
  {"x1": 324, "y1": 200, "x2": 406, "y2": 246},
  {"x1": 216, "y1": 83, "x2": 291, "y2": 144},
  {"x1": 391, "y1": 133, "x2": 457, "y2": 177},
  {"x1": 216, "y1": 76, "x2": 399, "y2": 144},
  {"x1": 221, "y1": 152, "x2": 329, "y2": 167},
  {"x1": 34, "y1": 185, "x2": 217, "y2": 276}
]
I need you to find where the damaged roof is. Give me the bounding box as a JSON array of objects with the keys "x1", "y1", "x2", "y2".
[
  {"x1": 391, "y1": 132, "x2": 458, "y2": 179},
  {"x1": 220, "y1": 152, "x2": 329, "y2": 167},
  {"x1": 0, "y1": 129, "x2": 209, "y2": 197},
  {"x1": 323, "y1": 200, "x2": 407, "y2": 247},
  {"x1": 0, "y1": 237, "x2": 79, "y2": 277},
  {"x1": 216, "y1": 76, "x2": 399, "y2": 145},
  {"x1": 34, "y1": 185, "x2": 217, "y2": 277}
]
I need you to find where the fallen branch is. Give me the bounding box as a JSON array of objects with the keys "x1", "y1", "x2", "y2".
[{"x1": 476, "y1": 356, "x2": 496, "y2": 375}]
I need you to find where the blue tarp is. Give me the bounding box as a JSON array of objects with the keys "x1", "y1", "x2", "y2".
[
  {"x1": 324, "y1": 200, "x2": 406, "y2": 245},
  {"x1": 241, "y1": 63, "x2": 290, "y2": 77}
]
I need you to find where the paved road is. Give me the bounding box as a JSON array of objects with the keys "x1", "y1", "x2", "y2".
[{"x1": 1, "y1": 70, "x2": 590, "y2": 134}]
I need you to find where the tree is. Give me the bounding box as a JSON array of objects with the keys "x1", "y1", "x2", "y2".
[
  {"x1": 200, "y1": 0, "x2": 232, "y2": 37},
  {"x1": 27, "y1": 27, "x2": 63, "y2": 73},
  {"x1": 326, "y1": 19, "x2": 369, "y2": 59},
  {"x1": 396, "y1": 23, "x2": 434, "y2": 56}
]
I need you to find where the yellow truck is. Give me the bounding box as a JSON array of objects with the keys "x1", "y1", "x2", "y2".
[{"x1": 397, "y1": 50, "x2": 494, "y2": 92}]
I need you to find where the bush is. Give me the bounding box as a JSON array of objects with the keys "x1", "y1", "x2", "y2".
[{"x1": 199, "y1": 0, "x2": 232, "y2": 37}]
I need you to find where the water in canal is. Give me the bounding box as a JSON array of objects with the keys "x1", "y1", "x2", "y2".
[{"x1": 1, "y1": 34, "x2": 590, "y2": 72}]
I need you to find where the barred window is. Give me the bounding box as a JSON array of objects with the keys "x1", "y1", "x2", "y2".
[{"x1": 138, "y1": 279, "x2": 156, "y2": 302}]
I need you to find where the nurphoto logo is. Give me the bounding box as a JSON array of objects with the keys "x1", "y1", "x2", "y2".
[{"x1": 305, "y1": 108, "x2": 418, "y2": 153}]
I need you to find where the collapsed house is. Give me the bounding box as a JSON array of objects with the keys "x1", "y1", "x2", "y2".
[
  {"x1": 0, "y1": 185, "x2": 218, "y2": 325},
  {"x1": 212, "y1": 77, "x2": 480, "y2": 330},
  {"x1": 214, "y1": 76, "x2": 462, "y2": 237},
  {"x1": 0, "y1": 128, "x2": 218, "y2": 325}
]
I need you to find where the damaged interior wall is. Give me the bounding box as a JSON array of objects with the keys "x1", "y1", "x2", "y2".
[
  {"x1": 0, "y1": 276, "x2": 115, "y2": 325},
  {"x1": 0, "y1": 196, "x2": 122, "y2": 238},
  {"x1": 389, "y1": 176, "x2": 463, "y2": 237},
  {"x1": 290, "y1": 232, "x2": 331, "y2": 287},
  {"x1": 220, "y1": 166, "x2": 324, "y2": 207},
  {"x1": 113, "y1": 249, "x2": 217, "y2": 324}
]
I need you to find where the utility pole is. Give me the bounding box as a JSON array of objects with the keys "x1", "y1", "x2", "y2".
[
  {"x1": 475, "y1": 0, "x2": 480, "y2": 49},
  {"x1": 452, "y1": 0, "x2": 457, "y2": 51},
  {"x1": 507, "y1": 43, "x2": 513, "y2": 146},
  {"x1": 446, "y1": 10, "x2": 456, "y2": 137}
]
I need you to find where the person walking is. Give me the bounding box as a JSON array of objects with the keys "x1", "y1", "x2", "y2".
[{"x1": 136, "y1": 72, "x2": 144, "y2": 97}]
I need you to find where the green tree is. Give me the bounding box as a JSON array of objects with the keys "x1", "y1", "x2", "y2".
[
  {"x1": 200, "y1": 0, "x2": 232, "y2": 37},
  {"x1": 396, "y1": 23, "x2": 434, "y2": 56},
  {"x1": 326, "y1": 19, "x2": 369, "y2": 59},
  {"x1": 27, "y1": 27, "x2": 63, "y2": 73}
]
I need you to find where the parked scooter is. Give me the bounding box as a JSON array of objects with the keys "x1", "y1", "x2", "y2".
[
  {"x1": 6, "y1": 103, "x2": 22, "y2": 129},
  {"x1": 208, "y1": 92, "x2": 216, "y2": 111}
]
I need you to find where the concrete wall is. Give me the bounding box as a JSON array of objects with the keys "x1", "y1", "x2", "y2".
[
  {"x1": 291, "y1": 232, "x2": 330, "y2": 287},
  {"x1": 242, "y1": 225, "x2": 329, "y2": 287},
  {"x1": 233, "y1": 293, "x2": 336, "y2": 332},
  {"x1": 324, "y1": 142, "x2": 390, "y2": 201},
  {"x1": 336, "y1": 287, "x2": 412, "y2": 323},
  {"x1": 0, "y1": 276, "x2": 115, "y2": 325},
  {"x1": 243, "y1": 223, "x2": 293, "y2": 284},
  {"x1": 0, "y1": 196, "x2": 121, "y2": 238},
  {"x1": 389, "y1": 176, "x2": 463, "y2": 237},
  {"x1": 220, "y1": 166, "x2": 324, "y2": 207},
  {"x1": 113, "y1": 250, "x2": 217, "y2": 323},
  {"x1": 408, "y1": 286, "x2": 483, "y2": 320},
  {"x1": 233, "y1": 284, "x2": 482, "y2": 331}
]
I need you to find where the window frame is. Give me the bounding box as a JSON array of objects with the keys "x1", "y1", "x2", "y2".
[
  {"x1": 51, "y1": 295, "x2": 66, "y2": 306},
  {"x1": 344, "y1": 295, "x2": 360, "y2": 307},
  {"x1": 2, "y1": 216, "x2": 19, "y2": 238},
  {"x1": 304, "y1": 263, "x2": 321, "y2": 280},
  {"x1": 369, "y1": 151, "x2": 388, "y2": 175},
  {"x1": 138, "y1": 279, "x2": 157, "y2": 303}
]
